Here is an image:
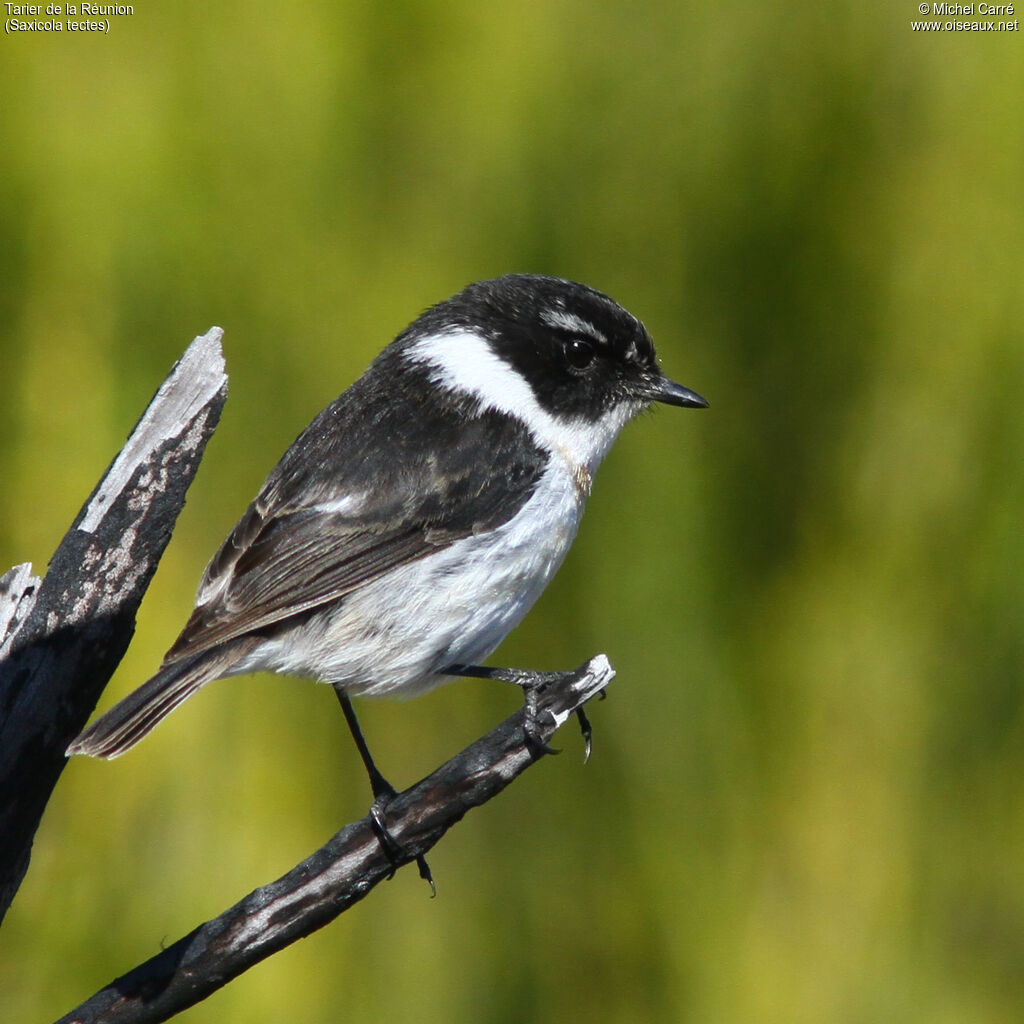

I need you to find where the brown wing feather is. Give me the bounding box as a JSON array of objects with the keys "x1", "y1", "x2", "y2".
[{"x1": 165, "y1": 512, "x2": 455, "y2": 662}]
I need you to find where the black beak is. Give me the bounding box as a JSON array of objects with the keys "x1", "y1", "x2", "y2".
[{"x1": 646, "y1": 375, "x2": 709, "y2": 409}]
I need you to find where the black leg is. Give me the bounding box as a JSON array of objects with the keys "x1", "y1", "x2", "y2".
[
  {"x1": 446, "y1": 664, "x2": 602, "y2": 761},
  {"x1": 336, "y1": 691, "x2": 396, "y2": 802},
  {"x1": 334, "y1": 688, "x2": 434, "y2": 894}
]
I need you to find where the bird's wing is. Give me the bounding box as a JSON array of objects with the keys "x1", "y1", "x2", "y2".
[{"x1": 164, "y1": 395, "x2": 548, "y2": 664}]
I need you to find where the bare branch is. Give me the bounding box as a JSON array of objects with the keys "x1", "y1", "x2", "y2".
[
  {"x1": 55, "y1": 656, "x2": 614, "y2": 1024},
  {"x1": 0, "y1": 329, "x2": 228, "y2": 923}
]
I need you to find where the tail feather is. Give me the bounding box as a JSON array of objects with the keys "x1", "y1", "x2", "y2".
[{"x1": 67, "y1": 650, "x2": 240, "y2": 759}]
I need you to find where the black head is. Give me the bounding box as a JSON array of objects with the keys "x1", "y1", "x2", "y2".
[{"x1": 407, "y1": 274, "x2": 707, "y2": 422}]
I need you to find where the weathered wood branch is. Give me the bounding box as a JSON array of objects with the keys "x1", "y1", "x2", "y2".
[
  {"x1": 55, "y1": 656, "x2": 614, "y2": 1024},
  {"x1": 0, "y1": 329, "x2": 228, "y2": 923}
]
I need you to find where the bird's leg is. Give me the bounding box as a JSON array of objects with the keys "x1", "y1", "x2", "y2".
[
  {"x1": 334, "y1": 689, "x2": 434, "y2": 894},
  {"x1": 446, "y1": 664, "x2": 604, "y2": 762}
]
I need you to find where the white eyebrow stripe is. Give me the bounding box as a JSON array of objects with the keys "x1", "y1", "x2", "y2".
[{"x1": 539, "y1": 308, "x2": 607, "y2": 343}]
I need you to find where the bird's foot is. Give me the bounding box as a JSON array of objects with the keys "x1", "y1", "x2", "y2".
[
  {"x1": 447, "y1": 661, "x2": 607, "y2": 761},
  {"x1": 368, "y1": 780, "x2": 435, "y2": 896}
]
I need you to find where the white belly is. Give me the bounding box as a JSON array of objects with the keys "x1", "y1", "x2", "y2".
[{"x1": 233, "y1": 460, "x2": 586, "y2": 697}]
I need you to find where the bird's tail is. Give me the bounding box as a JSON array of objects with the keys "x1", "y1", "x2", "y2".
[{"x1": 66, "y1": 650, "x2": 238, "y2": 759}]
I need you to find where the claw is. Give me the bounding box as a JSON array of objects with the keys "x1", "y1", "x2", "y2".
[
  {"x1": 369, "y1": 799, "x2": 401, "y2": 880},
  {"x1": 369, "y1": 794, "x2": 434, "y2": 892},
  {"x1": 576, "y1": 706, "x2": 593, "y2": 763},
  {"x1": 417, "y1": 855, "x2": 437, "y2": 897},
  {"x1": 523, "y1": 722, "x2": 561, "y2": 758}
]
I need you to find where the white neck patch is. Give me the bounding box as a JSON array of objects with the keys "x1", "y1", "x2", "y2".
[{"x1": 405, "y1": 329, "x2": 641, "y2": 477}]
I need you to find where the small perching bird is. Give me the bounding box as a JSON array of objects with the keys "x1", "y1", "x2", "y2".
[{"x1": 68, "y1": 274, "x2": 707, "y2": 879}]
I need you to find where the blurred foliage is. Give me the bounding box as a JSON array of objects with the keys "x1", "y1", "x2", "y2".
[{"x1": 2, "y1": 1, "x2": 1023, "y2": 1021}]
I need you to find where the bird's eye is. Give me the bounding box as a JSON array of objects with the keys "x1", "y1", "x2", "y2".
[{"x1": 564, "y1": 337, "x2": 595, "y2": 370}]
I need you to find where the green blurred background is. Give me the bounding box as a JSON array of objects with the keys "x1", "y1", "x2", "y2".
[{"x1": 2, "y1": 2, "x2": 1023, "y2": 1021}]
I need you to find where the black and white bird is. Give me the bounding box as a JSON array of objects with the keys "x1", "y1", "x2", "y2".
[{"x1": 68, "y1": 275, "x2": 706, "y2": 868}]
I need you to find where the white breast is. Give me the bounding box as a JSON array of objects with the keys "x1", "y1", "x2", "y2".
[{"x1": 231, "y1": 458, "x2": 586, "y2": 697}]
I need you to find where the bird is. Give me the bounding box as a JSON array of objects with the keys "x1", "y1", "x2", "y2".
[{"x1": 67, "y1": 274, "x2": 707, "y2": 879}]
